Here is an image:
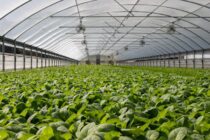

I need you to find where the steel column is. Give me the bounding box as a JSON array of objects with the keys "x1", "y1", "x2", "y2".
[
  {"x1": 193, "y1": 51, "x2": 195, "y2": 69},
  {"x1": 41, "y1": 50, "x2": 43, "y2": 68},
  {"x1": 186, "y1": 52, "x2": 188, "y2": 68},
  {"x1": 30, "y1": 46, "x2": 32, "y2": 69},
  {"x1": 178, "y1": 53, "x2": 181, "y2": 68},
  {"x1": 53, "y1": 54, "x2": 54, "y2": 66},
  {"x1": 173, "y1": 53, "x2": 175, "y2": 67},
  {"x1": 53, "y1": 54, "x2": 55, "y2": 66},
  {"x1": 56, "y1": 55, "x2": 57, "y2": 66},
  {"x1": 156, "y1": 58, "x2": 157, "y2": 66},
  {"x1": 160, "y1": 56, "x2": 162, "y2": 67},
  {"x1": 48, "y1": 54, "x2": 50, "y2": 67},
  {"x1": 36, "y1": 48, "x2": 38, "y2": 68},
  {"x1": 45, "y1": 51, "x2": 47, "y2": 67},
  {"x1": 59, "y1": 57, "x2": 61, "y2": 66},
  {"x1": 168, "y1": 54, "x2": 170, "y2": 68},
  {"x1": 51, "y1": 54, "x2": 53, "y2": 67},
  {"x1": 163, "y1": 55, "x2": 165, "y2": 67},
  {"x1": 201, "y1": 50, "x2": 204, "y2": 69},
  {"x1": 23, "y1": 43, "x2": 26, "y2": 70},
  {"x1": 1, "y1": 37, "x2": 5, "y2": 71},
  {"x1": 149, "y1": 60, "x2": 151, "y2": 67},
  {"x1": 14, "y1": 41, "x2": 17, "y2": 71}
]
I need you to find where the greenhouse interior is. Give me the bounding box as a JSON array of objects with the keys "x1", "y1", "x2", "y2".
[{"x1": 0, "y1": 0, "x2": 210, "y2": 139}]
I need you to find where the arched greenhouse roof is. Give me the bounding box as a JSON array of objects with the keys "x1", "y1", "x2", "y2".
[{"x1": 0, "y1": 0, "x2": 210, "y2": 60}]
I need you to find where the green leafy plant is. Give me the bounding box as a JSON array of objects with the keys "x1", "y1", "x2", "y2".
[{"x1": 0, "y1": 66, "x2": 209, "y2": 139}]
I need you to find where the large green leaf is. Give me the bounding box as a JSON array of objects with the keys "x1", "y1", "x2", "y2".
[
  {"x1": 37, "y1": 126, "x2": 54, "y2": 140},
  {"x1": 168, "y1": 127, "x2": 188, "y2": 140}
]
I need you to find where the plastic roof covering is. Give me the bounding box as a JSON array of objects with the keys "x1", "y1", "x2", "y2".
[{"x1": 0, "y1": 0, "x2": 210, "y2": 60}]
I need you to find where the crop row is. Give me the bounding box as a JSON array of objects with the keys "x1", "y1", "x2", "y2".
[{"x1": 0, "y1": 66, "x2": 209, "y2": 140}]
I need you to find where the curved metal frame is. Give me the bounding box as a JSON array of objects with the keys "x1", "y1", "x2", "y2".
[
  {"x1": 12, "y1": 0, "x2": 96, "y2": 40},
  {"x1": 0, "y1": 0, "x2": 32, "y2": 20},
  {"x1": 101, "y1": 9, "x2": 210, "y2": 55},
  {"x1": 3, "y1": 0, "x2": 64, "y2": 36},
  {"x1": 0, "y1": 0, "x2": 209, "y2": 59}
]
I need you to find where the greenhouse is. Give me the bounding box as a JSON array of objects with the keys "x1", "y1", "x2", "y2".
[{"x1": 0, "y1": 0, "x2": 210, "y2": 139}]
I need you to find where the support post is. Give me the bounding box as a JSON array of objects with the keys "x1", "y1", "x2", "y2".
[
  {"x1": 156, "y1": 57, "x2": 157, "y2": 66},
  {"x1": 41, "y1": 50, "x2": 43, "y2": 68},
  {"x1": 45, "y1": 51, "x2": 47, "y2": 67},
  {"x1": 159, "y1": 55, "x2": 161, "y2": 67},
  {"x1": 173, "y1": 53, "x2": 175, "y2": 68},
  {"x1": 49, "y1": 54, "x2": 50, "y2": 67},
  {"x1": 53, "y1": 54, "x2": 55, "y2": 66},
  {"x1": 52, "y1": 54, "x2": 54, "y2": 66},
  {"x1": 51, "y1": 54, "x2": 53, "y2": 67},
  {"x1": 2, "y1": 37, "x2": 5, "y2": 71},
  {"x1": 55, "y1": 55, "x2": 57, "y2": 66},
  {"x1": 178, "y1": 53, "x2": 181, "y2": 68},
  {"x1": 59, "y1": 57, "x2": 60, "y2": 66},
  {"x1": 201, "y1": 50, "x2": 204, "y2": 69},
  {"x1": 163, "y1": 55, "x2": 166, "y2": 67},
  {"x1": 186, "y1": 52, "x2": 188, "y2": 68},
  {"x1": 55, "y1": 55, "x2": 56, "y2": 66},
  {"x1": 23, "y1": 43, "x2": 26, "y2": 70},
  {"x1": 30, "y1": 46, "x2": 33, "y2": 69},
  {"x1": 193, "y1": 51, "x2": 195, "y2": 69},
  {"x1": 149, "y1": 60, "x2": 151, "y2": 67},
  {"x1": 168, "y1": 54, "x2": 170, "y2": 67},
  {"x1": 36, "y1": 48, "x2": 38, "y2": 68},
  {"x1": 14, "y1": 41, "x2": 17, "y2": 71}
]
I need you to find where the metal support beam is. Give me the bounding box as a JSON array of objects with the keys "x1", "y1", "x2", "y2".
[
  {"x1": 53, "y1": 55, "x2": 54, "y2": 66},
  {"x1": 186, "y1": 52, "x2": 188, "y2": 68},
  {"x1": 23, "y1": 43, "x2": 26, "y2": 70},
  {"x1": 45, "y1": 51, "x2": 47, "y2": 67},
  {"x1": 201, "y1": 50, "x2": 204, "y2": 69},
  {"x1": 41, "y1": 50, "x2": 43, "y2": 68},
  {"x1": 51, "y1": 15, "x2": 210, "y2": 18},
  {"x1": 48, "y1": 55, "x2": 50, "y2": 67},
  {"x1": 56, "y1": 55, "x2": 58, "y2": 67},
  {"x1": 30, "y1": 46, "x2": 32, "y2": 69},
  {"x1": 193, "y1": 51, "x2": 195, "y2": 69},
  {"x1": 158, "y1": 56, "x2": 161, "y2": 67},
  {"x1": 14, "y1": 41, "x2": 17, "y2": 71},
  {"x1": 173, "y1": 53, "x2": 175, "y2": 68},
  {"x1": 36, "y1": 48, "x2": 38, "y2": 68},
  {"x1": 51, "y1": 55, "x2": 53, "y2": 67},
  {"x1": 2, "y1": 37, "x2": 5, "y2": 71},
  {"x1": 178, "y1": 53, "x2": 181, "y2": 68},
  {"x1": 155, "y1": 58, "x2": 157, "y2": 67},
  {"x1": 168, "y1": 54, "x2": 170, "y2": 67},
  {"x1": 163, "y1": 55, "x2": 166, "y2": 67}
]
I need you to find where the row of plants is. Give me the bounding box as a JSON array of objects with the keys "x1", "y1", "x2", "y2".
[{"x1": 0, "y1": 65, "x2": 209, "y2": 139}]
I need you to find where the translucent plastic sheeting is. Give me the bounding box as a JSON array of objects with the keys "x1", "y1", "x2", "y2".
[
  {"x1": 0, "y1": 0, "x2": 210, "y2": 60},
  {"x1": 0, "y1": 0, "x2": 30, "y2": 19}
]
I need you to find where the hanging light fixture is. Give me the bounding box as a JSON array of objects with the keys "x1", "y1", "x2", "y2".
[
  {"x1": 76, "y1": 17, "x2": 86, "y2": 33},
  {"x1": 116, "y1": 51, "x2": 119, "y2": 55},
  {"x1": 167, "y1": 22, "x2": 176, "y2": 34},
  {"x1": 76, "y1": 23, "x2": 86, "y2": 33},
  {"x1": 81, "y1": 40, "x2": 87, "y2": 45},
  {"x1": 124, "y1": 46, "x2": 128, "y2": 51},
  {"x1": 140, "y1": 36, "x2": 145, "y2": 46}
]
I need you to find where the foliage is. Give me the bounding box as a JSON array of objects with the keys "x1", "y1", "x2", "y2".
[{"x1": 0, "y1": 66, "x2": 209, "y2": 139}]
